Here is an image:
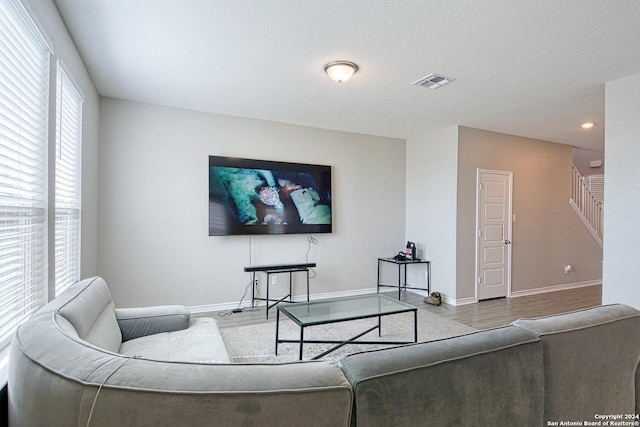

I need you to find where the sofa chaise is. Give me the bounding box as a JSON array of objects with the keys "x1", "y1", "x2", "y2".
[
  {"x1": 9, "y1": 276, "x2": 640, "y2": 426},
  {"x1": 9, "y1": 277, "x2": 352, "y2": 426}
]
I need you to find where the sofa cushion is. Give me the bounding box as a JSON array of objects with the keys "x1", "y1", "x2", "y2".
[
  {"x1": 116, "y1": 305, "x2": 190, "y2": 341},
  {"x1": 512, "y1": 303, "x2": 640, "y2": 422},
  {"x1": 11, "y1": 308, "x2": 352, "y2": 427},
  {"x1": 10, "y1": 276, "x2": 352, "y2": 426},
  {"x1": 56, "y1": 277, "x2": 122, "y2": 352},
  {"x1": 119, "y1": 317, "x2": 231, "y2": 363},
  {"x1": 339, "y1": 325, "x2": 543, "y2": 427}
]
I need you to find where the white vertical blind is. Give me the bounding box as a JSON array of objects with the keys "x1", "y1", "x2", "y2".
[
  {"x1": 0, "y1": 0, "x2": 50, "y2": 352},
  {"x1": 54, "y1": 65, "x2": 82, "y2": 296}
]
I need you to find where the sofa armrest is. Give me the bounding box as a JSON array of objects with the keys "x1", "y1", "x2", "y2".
[{"x1": 116, "y1": 305, "x2": 190, "y2": 342}]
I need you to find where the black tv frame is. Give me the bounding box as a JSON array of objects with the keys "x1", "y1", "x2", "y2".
[{"x1": 208, "y1": 156, "x2": 332, "y2": 236}]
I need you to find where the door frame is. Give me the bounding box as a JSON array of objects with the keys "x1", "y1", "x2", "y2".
[{"x1": 475, "y1": 168, "x2": 513, "y2": 301}]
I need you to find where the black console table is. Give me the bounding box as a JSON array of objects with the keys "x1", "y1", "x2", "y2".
[
  {"x1": 377, "y1": 258, "x2": 430, "y2": 300},
  {"x1": 244, "y1": 263, "x2": 316, "y2": 318}
]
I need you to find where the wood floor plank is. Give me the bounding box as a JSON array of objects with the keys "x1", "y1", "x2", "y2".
[
  {"x1": 211, "y1": 284, "x2": 602, "y2": 331},
  {"x1": 408, "y1": 285, "x2": 602, "y2": 330}
]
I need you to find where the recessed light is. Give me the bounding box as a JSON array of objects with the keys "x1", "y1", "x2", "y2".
[{"x1": 581, "y1": 122, "x2": 595, "y2": 129}]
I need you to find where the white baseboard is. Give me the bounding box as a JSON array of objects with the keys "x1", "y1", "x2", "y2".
[
  {"x1": 189, "y1": 280, "x2": 602, "y2": 314},
  {"x1": 189, "y1": 287, "x2": 379, "y2": 315},
  {"x1": 448, "y1": 296, "x2": 476, "y2": 306},
  {"x1": 510, "y1": 280, "x2": 601, "y2": 298},
  {"x1": 307, "y1": 287, "x2": 378, "y2": 301},
  {"x1": 439, "y1": 280, "x2": 602, "y2": 307}
]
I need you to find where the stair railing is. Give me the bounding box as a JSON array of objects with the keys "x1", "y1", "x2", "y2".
[{"x1": 570, "y1": 164, "x2": 603, "y2": 248}]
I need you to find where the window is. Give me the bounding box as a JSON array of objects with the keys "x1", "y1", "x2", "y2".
[
  {"x1": 0, "y1": 0, "x2": 51, "y2": 353},
  {"x1": 54, "y1": 64, "x2": 83, "y2": 296}
]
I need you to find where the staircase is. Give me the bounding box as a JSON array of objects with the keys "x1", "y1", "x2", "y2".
[{"x1": 569, "y1": 164, "x2": 603, "y2": 248}]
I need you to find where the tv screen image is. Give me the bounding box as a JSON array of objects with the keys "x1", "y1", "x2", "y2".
[{"x1": 209, "y1": 156, "x2": 332, "y2": 236}]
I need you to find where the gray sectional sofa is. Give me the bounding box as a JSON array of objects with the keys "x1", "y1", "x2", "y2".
[{"x1": 9, "y1": 276, "x2": 640, "y2": 426}]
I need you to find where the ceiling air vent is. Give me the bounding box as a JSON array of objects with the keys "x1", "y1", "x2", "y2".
[{"x1": 412, "y1": 73, "x2": 455, "y2": 89}]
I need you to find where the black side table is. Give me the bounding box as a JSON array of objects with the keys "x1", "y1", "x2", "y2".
[
  {"x1": 244, "y1": 263, "x2": 316, "y2": 318},
  {"x1": 377, "y1": 258, "x2": 430, "y2": 300}
]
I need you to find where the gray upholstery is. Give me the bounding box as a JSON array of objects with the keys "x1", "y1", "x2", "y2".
[
  {"x1": 8, "y1": 275, "x2": 639, "y2": 427},
  {"x1": 513, "y1": 304, "x2": 640, "y2": 422},
  {"x1": 9, "y1": 277, "x2": 353, "y2": 427},
  {"x1": 57, "y1": 277, "x2": 122, "y2": 352},
  {"x1": 116, "y1": 305, "x2": 190, "y2": 341},
  {"x1": 339, "y1": 325, "x2": 544, "y2": 427},
  {"x1": 119, "y1": 317, "x2": 231, "y2": 363}
]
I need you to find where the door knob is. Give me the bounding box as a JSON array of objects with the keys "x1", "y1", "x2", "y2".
[{"x1": 505, "y1": 240, "x2": 511, "y2": 244}]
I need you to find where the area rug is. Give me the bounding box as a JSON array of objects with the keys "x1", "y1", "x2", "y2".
[{"x1": 220, "y1": 309, "x2": 477, "y2": 363}]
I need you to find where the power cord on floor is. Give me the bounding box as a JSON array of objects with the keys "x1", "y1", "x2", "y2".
[
  {"x1": 218, "y1": 280, "x2": 253, "y2": 317},
  {"x1": 220, "y1": 234, "x2": 319, "y2": 318}
]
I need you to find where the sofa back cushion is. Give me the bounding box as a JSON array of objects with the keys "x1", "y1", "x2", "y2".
[
  {"x1": 56, "y1": 276, "x2": 122, "y2": 352},
  {"x1": 512, "y1": 304, "x2": 640, "y2": 422},
  {"x1": 339, "y1": 325, "x2": 543, "y2": 427}
]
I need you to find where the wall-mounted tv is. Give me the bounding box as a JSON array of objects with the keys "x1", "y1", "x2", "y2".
[{"x1": 209, "y1": 156, "x2": 332, "y2": 236}]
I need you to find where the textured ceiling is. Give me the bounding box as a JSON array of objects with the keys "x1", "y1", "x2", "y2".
[{"x1": 53, "y1": 0, "x2": 640, "y2": 151}]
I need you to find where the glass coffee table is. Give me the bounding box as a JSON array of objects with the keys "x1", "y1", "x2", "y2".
[{"x1": 276, "y1": 294, "x2": 418, "y2": 360}]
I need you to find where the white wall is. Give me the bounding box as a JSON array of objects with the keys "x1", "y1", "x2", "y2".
[
  {"x1": 24, "y1": 0, "x2": 100, "y2": 278},
  {"x1": 98, "y1": 98, "x2": 405, "y2": 309},
  {"x1": 405, "y1": 127, "x2": 459, "y2": 302},
  {"x1": 603, "y1": 72, "x2": 640, "y2": 308}
]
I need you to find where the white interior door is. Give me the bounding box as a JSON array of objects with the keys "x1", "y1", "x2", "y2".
[{"x1": 476, "y1": 169, "x2": 512, "y2": 300}]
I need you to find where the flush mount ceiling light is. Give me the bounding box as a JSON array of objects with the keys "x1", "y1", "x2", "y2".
[
  {"x1": 581, "y1": 122, "x2": 595, "y2": 129},
  {"x1": 324, "y1": 61, "x2": 359, "y2": 83},
  {"x1": 412, "y1": 73, "x2": 455, "y2": 89}
]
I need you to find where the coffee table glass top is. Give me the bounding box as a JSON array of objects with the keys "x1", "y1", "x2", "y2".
[{"x1": 278, "y1": 294, "x2": 416, "y2": 327}]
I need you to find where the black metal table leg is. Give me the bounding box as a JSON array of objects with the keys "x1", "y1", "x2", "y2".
[
  {"x1": 289, "y1": 271, "x2": 293, "y2": 304},
  {"x1": 403, "y1": 264, "x2": 408, "y2": 286},
  {"x1": 266, "y1": 272, "x2": 270, "y2": 318},
  {"x1": 299, "y1": 326, "x2": 304, "y2": 360},
  {"x1": 377, "y1": 259, "x2": 381, "y2": 294},
  {"x1": 275, "y1": 309, "x2": 280, "y2": 355},
  {"x1": 251, "y1": 272, "x2": 256, "y2": 308}
]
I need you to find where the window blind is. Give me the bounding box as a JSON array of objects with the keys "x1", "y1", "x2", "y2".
[
  {"x1": 54, "y1": 65, "x2": 82, "y2": 297},
  {"x1": 0, "y1": 0, "x2": 50, "y2": 352}
]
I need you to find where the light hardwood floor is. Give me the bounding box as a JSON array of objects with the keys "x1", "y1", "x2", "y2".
[
  {"x1": 401, "y1": 284, "x2": 602, "y2": 330},
  {"x1": 212, "y1": 284, "x2": 602, "y2": 331}
]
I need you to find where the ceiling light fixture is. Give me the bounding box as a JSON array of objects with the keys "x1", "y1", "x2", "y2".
[
  {"x1": 324, "y1": 61, "x2": 359, "y2": 83},
  {"x1": 581, "y1": 122, "x2": 595, "y2": 129}
]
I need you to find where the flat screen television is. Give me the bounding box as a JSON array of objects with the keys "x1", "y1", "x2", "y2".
[{"x1": 209, "y1": 156, "x2": 333, "y2": 236}]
